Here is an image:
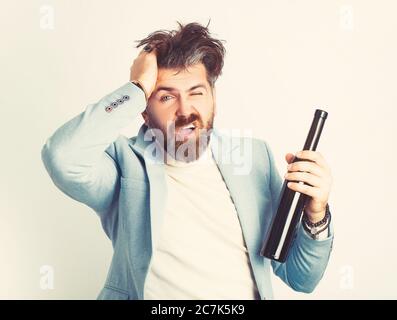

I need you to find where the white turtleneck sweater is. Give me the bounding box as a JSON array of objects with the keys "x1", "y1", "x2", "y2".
[{"x1": 143, "y1": 144, "x2": 260, "y2": 300}]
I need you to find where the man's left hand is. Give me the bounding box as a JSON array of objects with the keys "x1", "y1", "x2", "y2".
[{"x1": 284, "y1": 150, "x2": 333, "y2": 224}]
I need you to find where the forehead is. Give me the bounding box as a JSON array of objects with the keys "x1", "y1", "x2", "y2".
[{"x1": 155, "y1": 63, "x2": 208, "y2": 89}]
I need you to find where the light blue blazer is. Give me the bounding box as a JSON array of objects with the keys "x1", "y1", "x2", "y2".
[{"x1": 41, "y1": 82, "x2": 334, "y2": 300}]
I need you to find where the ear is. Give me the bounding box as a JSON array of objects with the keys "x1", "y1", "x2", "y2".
[
  {"x1": 212, "y1": 86, "x2": 217, "y2": 115},
  {"x1": 141, "y1": 110, "x2": 149, "y2": 126}
]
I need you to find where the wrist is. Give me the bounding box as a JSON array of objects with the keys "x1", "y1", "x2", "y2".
[
  {"x1": 303, "y1": 203, "x2": 330, "y2": 227},
  {"x1": 304, "y1": 204, "x2": 328, "y2": 224},
  {"x1": 130, "y1": 80, "x2": 148, "y2": 102},
  {"x1": 302, "y1": 204, "x2": 331, "y2": 240},
  {"x1": 306, "y1": 212, "x2": 325, "y2": 224}
]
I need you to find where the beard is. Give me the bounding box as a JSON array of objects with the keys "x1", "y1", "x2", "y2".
[{"x1": 147, "y1": 110, "x2": 215, "y2": 163}]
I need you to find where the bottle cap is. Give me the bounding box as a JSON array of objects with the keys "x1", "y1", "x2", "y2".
[{"x1": 315, "y1": 109, "x2": 328, "y2": 119}]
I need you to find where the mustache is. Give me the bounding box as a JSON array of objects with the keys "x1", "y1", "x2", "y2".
[{"x1": 174, "y1": 113, "x2": 203, "y2": 128}]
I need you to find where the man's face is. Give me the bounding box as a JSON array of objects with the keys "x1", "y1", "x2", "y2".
[{"x1": 142, "y1": 63, "x2": 216, "y2": 162}]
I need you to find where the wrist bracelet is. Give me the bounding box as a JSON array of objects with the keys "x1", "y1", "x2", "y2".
[
  {"x1": 302, "y1": 203, "x2": 330, "y2": 228},
  {"x1": 302, "y1": 214, "x2": 331, "y2": 237}
]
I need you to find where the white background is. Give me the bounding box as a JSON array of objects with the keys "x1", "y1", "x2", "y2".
[{"x1": 1, "y1": 0, "x2": 396, "y2": 299}]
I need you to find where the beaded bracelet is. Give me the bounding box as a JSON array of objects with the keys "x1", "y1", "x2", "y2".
[
  {"x1": 302, "y1": 214, "x2": 331, "y2": 238},
  {"x1": 302, "y1": 203, "x2": 330, "y2": 228}
]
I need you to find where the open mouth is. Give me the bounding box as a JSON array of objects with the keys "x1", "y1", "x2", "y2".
[{"x1": 175, "y1": 123, "x2": 196, "y2": 140}]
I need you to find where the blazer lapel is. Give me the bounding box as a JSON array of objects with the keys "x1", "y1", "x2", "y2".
[{"x1": 129, "y1": 124, "x2": 167, "y2": 253}]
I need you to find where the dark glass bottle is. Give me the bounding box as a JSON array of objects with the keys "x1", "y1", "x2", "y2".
[{"x1": 260, "y1": 109, "x2": 328, "y2": 262}]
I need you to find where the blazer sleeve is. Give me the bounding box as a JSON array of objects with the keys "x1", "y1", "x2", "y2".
[
  {"x1": 264, "y1": 141, "x2": 334, "y2": 293},
  {"x1": 41, "y1": 82, "x2": 146, "y2": 215}
]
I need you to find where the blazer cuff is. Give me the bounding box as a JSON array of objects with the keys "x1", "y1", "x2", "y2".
[{"x1": 100, "y1": 81, "x2": 147, "y2": 116}]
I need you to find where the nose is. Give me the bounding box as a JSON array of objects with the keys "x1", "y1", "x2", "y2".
[{"x1": 175, "y1": 96, "x2": 193, "y2": 117}]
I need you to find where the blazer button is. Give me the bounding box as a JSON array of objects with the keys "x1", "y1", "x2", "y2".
[
  {"x1": 105, "y1": 106, "x2": 113, "y2": 113},
  {"x1": 111, "y1": 102, "x2": 118, "y2": 108},
  {"x1": 117, "y1": 98, "x2": 124, "y2": 105},
  {"x1": 122, "y1": 95, "x2": 130, "y2": 101}
]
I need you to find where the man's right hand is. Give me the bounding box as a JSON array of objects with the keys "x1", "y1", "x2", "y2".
[{"x1": 130, "y1": 45, "x2": 158, "y2": 101}]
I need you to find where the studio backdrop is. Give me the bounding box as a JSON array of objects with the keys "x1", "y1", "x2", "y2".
[{"x1": 0, "y1": 0, "x2": 396, "y2": 299}]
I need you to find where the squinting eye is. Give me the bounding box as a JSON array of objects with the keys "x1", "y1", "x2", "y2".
[
  {"x1": 160, "y1": 95, "x2": 173, "y2": 102},
  {"x1": 191, "y1": 92, "x2": 203, "y2": 96}
]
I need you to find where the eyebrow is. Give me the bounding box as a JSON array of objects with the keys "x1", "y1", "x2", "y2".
[{"x1": 154, "y1": 83, "x2": 208, "y2": 95}]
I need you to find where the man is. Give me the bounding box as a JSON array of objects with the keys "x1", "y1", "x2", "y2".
[{"x1": 41, "y1": 22, "x2": 333, "y2": 300}]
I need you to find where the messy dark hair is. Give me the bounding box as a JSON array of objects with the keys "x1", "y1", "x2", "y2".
[{"x1": 135, "y1": 21, "x2": 226, "y2": 87}]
